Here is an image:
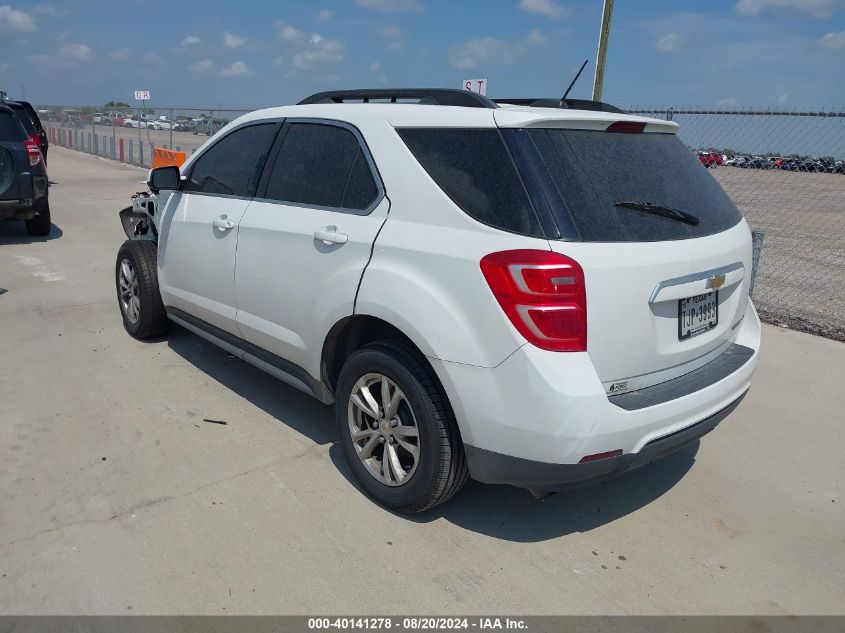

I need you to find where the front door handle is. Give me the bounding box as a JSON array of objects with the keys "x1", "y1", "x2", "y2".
[
  {"x1": 314, "y1": 226, "x2": 348, "y2": 245},
  {"x1": 212, "y1": 217, "x2": 235, "y2": 231}
]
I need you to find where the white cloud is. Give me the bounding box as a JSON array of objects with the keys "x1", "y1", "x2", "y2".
[
  {"x1": 526, "y1": 27, "x2": 545, "y2": 45},
  {"x1": 220, "y1": 61, "x2": 252, "y2": 77},
  {"x1": 292, "y1": 34, "x2": 345, "y2": 71},
  {"x1": 109, "y1": 47, "x2": 131, "y2": 60},
  {"x1": 181, "y1": 35, "x2": 201, "y2": 46},
  {"x1": 0, "y1": 5, "x2": 37, "y2": 32},
  {"x1": 29, "y1": 42, "x2": 91, "y2": 68},
  {"x1": 448, "y1": 37, "x2": 525, "y2": 69},
  {"x1": 655, "y1": 33, "x2": 681, "y2": 52},
  {"x1": 274, "y1": 20, "x2": 303, "y2": 41},
  {"x1": 518, "y1": 0, "x2": 570, "y2": 19},
  {"x1": 717, "y1": 97, "x2": 740, "y2": 108},
  {"x1": 223, "y1": 31, "x2": 246, "y2": 49},
  {"x1": 777, "y1": 93, "x2": 788, "y2": 103},
  {"x1": 356, "y1": 0, "x2": 423, "y2": 12},
  {"x1": 378, "y1": 25, "x2": 407, "y2": 51},
  {"x1": 59, "y1": 43, "x2": 91, "y2": 61},
  {"x1": 189, "y1": 59, "x2": 216, "y2": 74},
  {"x1": 32, "y1": 3, "x2": 67, "y2": 17},
  {"x1": 315, "y1": 9, "x2": 334, "y2": 22},
  {"x1": 735, "y1": 0, "x2": 843, "y2": 18},
  {"x1": 369, "y1": 61, "x2": 381, "y2": 72},
  {"x1": 820, "y1": 29, "x2": 845, "y2": 48}
]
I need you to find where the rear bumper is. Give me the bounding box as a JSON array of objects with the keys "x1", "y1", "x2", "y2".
[
  {"x1": 464, "y1": 391, "x2": 745, "y2": 491},
  {"x1": 429, "y1": 300, "x2": 761, "y2": 490}
]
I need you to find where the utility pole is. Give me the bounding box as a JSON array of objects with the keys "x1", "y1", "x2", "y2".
[{"x1": 592, "y1": 0, "x2": 614, "y2": 101}]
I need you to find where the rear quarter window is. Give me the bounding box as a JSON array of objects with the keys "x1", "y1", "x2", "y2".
[{"x1": 398, "y1": 128, "x2": 544, "y2": 237}]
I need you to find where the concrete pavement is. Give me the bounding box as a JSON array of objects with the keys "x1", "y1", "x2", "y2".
[{"x1": 0, "y1": 148, "x2": 843, "y2": 615}]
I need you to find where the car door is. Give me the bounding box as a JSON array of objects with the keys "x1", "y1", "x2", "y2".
[
  {"x1": 157, "y1": 121, "x2": 280, "y2": 335},
  {"x1": 235, "y1": 119, "x2": 388, "y2": 378}
]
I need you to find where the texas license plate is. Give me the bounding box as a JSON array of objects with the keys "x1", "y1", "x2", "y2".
[{"x1": 679, "y1": 291, "x2": 718, "y2": 340}]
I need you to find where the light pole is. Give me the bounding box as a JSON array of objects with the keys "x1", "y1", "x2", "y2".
[{"x1": 592, "y1": 0, "x2": 615, "y2": 102}]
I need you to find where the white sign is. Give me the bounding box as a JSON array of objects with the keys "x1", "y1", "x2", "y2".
[
  {"x1": 462, "y1": 79, "x2": 487, "y2": 96},
  {"x1": 134, "y1": 90, "x2": 151, "y2": 101}
]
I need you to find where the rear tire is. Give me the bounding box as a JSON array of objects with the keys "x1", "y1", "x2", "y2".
[
  {"x1": 115, "y1": 240, "x2": 168, "y2": 339},
  {"x1": 336, "y1": 341, "x2": 468, "y2": 513},
  {"x1": 25, "y1": 198, "x2": 51, "y2": 236}
]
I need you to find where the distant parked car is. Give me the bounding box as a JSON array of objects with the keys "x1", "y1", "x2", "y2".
[
  {"x1": 697, "y1": 151, "x2": 722, "y2": 168},
  {"x1": 124, "y1": 118, "x2": 148, "y2": 129},
  {"x1": 191, "y1": 118, "x2": 224, "y2": 136}
]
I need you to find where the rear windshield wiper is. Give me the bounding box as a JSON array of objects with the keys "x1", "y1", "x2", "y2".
[{"x1": 614, "y1": 201, "x2": 700, "y2": 226}]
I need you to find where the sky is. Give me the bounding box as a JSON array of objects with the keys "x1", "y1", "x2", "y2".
[{"x1": 0, "y1": 0, "x2": 844, "y2": 109}]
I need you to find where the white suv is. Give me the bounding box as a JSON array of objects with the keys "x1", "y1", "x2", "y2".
[{"x1": 115, "y1": 89, "x2": 761, "y2": 512}]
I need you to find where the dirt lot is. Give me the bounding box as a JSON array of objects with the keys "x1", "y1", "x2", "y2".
[
  {"x1": 713, "y1": 168, "x2": 842, "y2": 339},
  {"x1": 0, "y1": 148, "x2": 843, "y2": 615}
]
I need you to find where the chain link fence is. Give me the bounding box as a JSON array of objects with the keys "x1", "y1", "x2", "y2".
[
  {"x1": 628, "y1": 108, "x2": 844, "y2": 341},
  {"x1": 40, "y1": 104, "x2": 845, "y2": 341},
  {"x1": 40, "y1": 106, "x2": 252, "y2": 167}
]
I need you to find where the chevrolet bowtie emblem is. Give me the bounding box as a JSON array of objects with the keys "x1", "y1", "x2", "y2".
[{"x1": 706, "y1": 273, "x2": 726, "y2": 290}]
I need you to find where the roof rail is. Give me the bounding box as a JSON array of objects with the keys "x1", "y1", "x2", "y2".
[
  {"x1": 492, "y1": 98, "x2": 626, "y2": 114},
  {"x1": 298, "y1": 88, "x2": 499, "y2": 109}
]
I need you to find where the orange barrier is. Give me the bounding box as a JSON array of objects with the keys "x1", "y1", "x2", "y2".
[{"x1": 151, "y1": 147, "x2": 187, "y2": 168}]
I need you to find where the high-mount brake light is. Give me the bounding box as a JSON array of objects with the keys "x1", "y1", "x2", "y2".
[
  {"x1": 480, "y1": 250, "x2": 587, "y2": 352},
  {"x1": 606, "y1": 121, "x2": 645, "y2": 134},
  {"x1": 24, "y1": 139, "x2": 42, "y2": 167}
]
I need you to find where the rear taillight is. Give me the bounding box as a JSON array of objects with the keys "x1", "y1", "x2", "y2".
[
  {"x1": 480, "y1": 249, "x2": 587, "y2": 352},
  {"x1": 605, "y1": 121, "x2": 645, "y2": 134},
  {"x1": 25, "y1": 138, "x2": 42, "y2": 167}
]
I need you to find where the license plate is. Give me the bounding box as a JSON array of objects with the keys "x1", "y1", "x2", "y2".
[{"x1": 679, "y1": 291, "x2": 718, "y2": 340}]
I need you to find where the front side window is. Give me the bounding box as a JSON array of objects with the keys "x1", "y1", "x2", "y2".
[
  {"x1": 264, "y1": 122, "x2": 379, "y2": 211},
  {"x1": 186, "y1": 123, "x2": 278, "y2": 197}
]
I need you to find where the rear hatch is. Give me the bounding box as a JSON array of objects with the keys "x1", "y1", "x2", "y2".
[{"x1": 498, "y1": 115, "x2": 750, "y2": 391}]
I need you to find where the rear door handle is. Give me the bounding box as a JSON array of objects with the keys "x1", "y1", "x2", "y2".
[
  {"x1": 212, "y1": 218, "x2": 235, "y2": 230},
  {"x1": 314, "y1": 226, "x2": 348, "y2": 245}
]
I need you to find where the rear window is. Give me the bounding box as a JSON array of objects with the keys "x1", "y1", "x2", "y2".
[
  {"x1": 525, "y1": 129, "x2": 743, "y2": 242},
  {"x1": 398, "y1": 128, "x2": 543, "y2": 237},
  {"x1": 0, "y1": 111, "x2": 26, "y2": 142}
]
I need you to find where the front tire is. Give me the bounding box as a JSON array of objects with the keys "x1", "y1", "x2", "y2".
[
  {"x1": 25, "y1": 198, "x2": 51, "y2": 236},
  {"x1": 115, "y1": 240, "x2": 168, "y2": 339},
  {"x1": 336, "y1": 341, "x2": 468, "y2": 513}
]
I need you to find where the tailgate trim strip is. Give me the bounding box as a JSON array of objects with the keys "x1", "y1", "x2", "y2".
[
  {"x1": 608, "y1": 343, "x2": 754, "y2": 411},
  {"x1": 649, "y1": 262, "x2": 744, "y2": 303}
]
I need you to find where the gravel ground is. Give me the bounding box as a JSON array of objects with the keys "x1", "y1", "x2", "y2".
[{"x1": 712, "y1": 168, "x2": 845, "y2": 341}]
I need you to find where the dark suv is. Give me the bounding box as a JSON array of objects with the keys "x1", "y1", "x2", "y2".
[
  {"x1": 1, "y1": 99, "x2": 48, "y2": 163},
  {"x1": 0, "y1": 104, "x2": 50, "y2": 236}
]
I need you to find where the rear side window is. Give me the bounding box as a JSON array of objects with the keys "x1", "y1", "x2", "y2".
[
  {"x1": 20, "y1": 103, "x2": 44, "y2": 132},
  {"x1": 264, "y1": 122, "x2": 379, "y2": 211},
  {"x1": 0, "y1": 111, "x2": 26, "y2": 142},
  {"x1": 187, "y1": 123, "x2": 278, "y2": 197},
  {"x1": 398, "y1": 128, "x2": 542, "y2": 237},
  {"x1": 525, "y1": 129, "x2": 743, "y2": 241},
  {"x1": 7, "y1": 105, "x2": 36, "y2": 136}
]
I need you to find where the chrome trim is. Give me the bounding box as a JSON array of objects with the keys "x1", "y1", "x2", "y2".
[{"x1": 648, "y1": 262, "x2": 744, "y2": 304}]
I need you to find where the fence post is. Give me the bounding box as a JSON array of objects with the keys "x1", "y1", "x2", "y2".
[
  {"x1": 110, "y1": 136, "x2": 116, "y2": 160},
  {"x1": 139, "y1": 140, "x2": 144, "y2": 167},
  {"x1": 128, "y1": 139, "x2": 134, "y2": 165},
  {"x1": 169, "y1": 108, "x2": 174, "y2": 149},
  {"x1": 750, "y1": 230, "x2": 765, "y2": 298},
  {"x1": 119, "y1": 138, "x2": 125, "y2": 162},
  {"x1": 68, "y1": 129, "x2": 72, "y2": 148}
]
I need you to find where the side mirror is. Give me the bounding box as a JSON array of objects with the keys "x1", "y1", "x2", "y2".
[{"x1": 148, "y1": 165, "x2": 181, "y2": 192}]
